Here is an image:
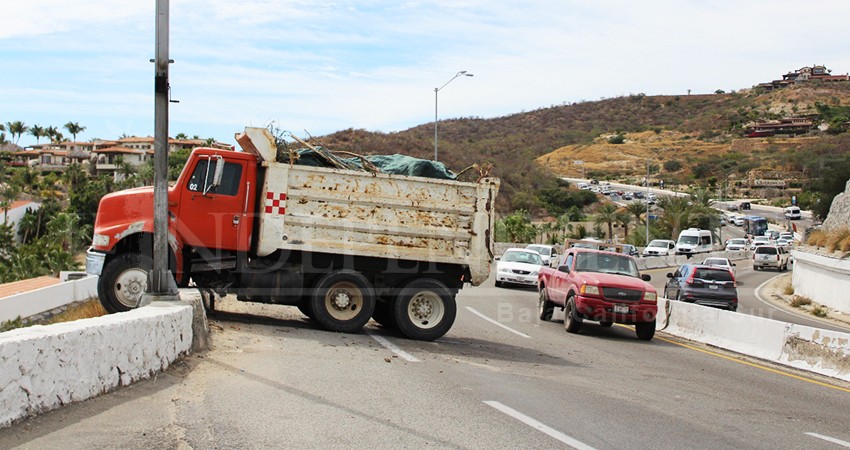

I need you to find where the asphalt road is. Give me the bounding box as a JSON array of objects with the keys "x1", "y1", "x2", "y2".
[{"x1": 2, "y1": 273, "x2": 849, "y2": 449}]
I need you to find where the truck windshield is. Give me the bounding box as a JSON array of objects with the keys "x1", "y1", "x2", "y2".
[{"x1": 574, "y1": 253, "x2": 639, "y2": 277}]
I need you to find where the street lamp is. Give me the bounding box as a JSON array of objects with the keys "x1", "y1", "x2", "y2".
[{"x1": 434, "y1": 70, "x2": 473, "y2": 161}]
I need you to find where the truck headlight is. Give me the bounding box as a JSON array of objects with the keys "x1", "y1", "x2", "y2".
[
  {"x1": 92, "y1": 234, "x2": 110, "y2": 247},
  {"x1": 644, "y1": 292, "x2": 657, "y2": 301},
  {"x1": 581, "y1": 284, "x2": 600, "y2": 295}
]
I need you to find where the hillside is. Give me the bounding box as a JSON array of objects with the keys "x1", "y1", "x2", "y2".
[{"x1": 310, "y1": 82, "x2": 850, "y2": 214}]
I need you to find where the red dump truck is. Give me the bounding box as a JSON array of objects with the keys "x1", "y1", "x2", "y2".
[
  {"x1": 86, "y1": 127, "x2": 499, "y2": 341},
  {"x1": 537, "y1": 246, "x2": 658, "y2": 340}
]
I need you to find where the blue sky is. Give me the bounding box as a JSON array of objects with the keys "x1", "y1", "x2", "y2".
[{"x1": 3, "y1": 0, "x2": 850, "y2": 147}]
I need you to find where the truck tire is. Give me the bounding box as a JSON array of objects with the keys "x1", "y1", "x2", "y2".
[
  {"x1": 393, "y1": 278, "x2": 456, "y2": 341},
  {"x1": 371, "y1": 299, "x2": 397, "y2": 329},
  {"x1": 537, "y1": 288, "x2": 554, "y2": 321},
  {"x1": 309, "y1": 270, "x2": 375, "y2": 333},
  {"x1": 635, "y1": 320, "x2": 656, "y2": 341},
  {"x1": 563, "y1": 296, "x2": 582, "y2": 334},
  {"x1": 98, "y1": 253, "x2": 152, "y2": 313}
]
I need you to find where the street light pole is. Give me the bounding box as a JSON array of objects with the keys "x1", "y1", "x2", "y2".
[
  {"x1": 645, "y1": 159, "x2": 650, "y2": 246},
  {"x1": 434, "y1": 71, "x2": 473, "y2": 161}
]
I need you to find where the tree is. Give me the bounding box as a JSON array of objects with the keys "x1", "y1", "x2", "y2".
[
  {"x1": 5, "y1": 121, "x2": 28, "y2": 145},
  {"x1": 0, "y1": 182, "x2": 21, "y2": 225},
  {"x1": 617, "y1": 211, "x2": 632, "y2": 238},
  {"x1": 64, "y1": 122, "x2": 86, "y2": 142},
  {"x1": 624, "y1": 201, "x2": 647, "y2": 227},
  {"x1": 175, "y1": 133, "x2": 188, "y2": 140},
  {"x1": 29, "y1": 125, "x2": 45, "y2": 144},
  {"x1": 17, "y1": 208, "x2": 39, "y2": 244},
  {"x1": 656, "y1": 195, "x2": 691, "y2": 241},
  {"x1": 46, "y1": 211, "x2": 90, "y2": 253},
  {"x1": 593, "y1": 203, "x2": 619, "y2": 241}
]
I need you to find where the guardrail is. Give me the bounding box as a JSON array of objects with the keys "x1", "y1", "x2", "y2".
[
  {"x1": 791, "y1": 249, "x2": 850, "y2": 314},
  {"x1": 0, "y1": 302, "x2": 193, "y2": 428},
  {"x1": 657, "y1": 297, "x2": 850, "y2": 382}
]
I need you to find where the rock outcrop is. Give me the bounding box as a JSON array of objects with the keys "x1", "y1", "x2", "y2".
[{"x1": 822, "y1": 178, "x2": 850, "y2": 231}]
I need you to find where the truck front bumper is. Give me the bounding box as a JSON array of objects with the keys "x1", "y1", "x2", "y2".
[
  {"x1": 574, "y1": 295, "x2": 657, "y2": 323},
  {"x1": 86, "y1": 248, "x2": 106, "y2": 276}
]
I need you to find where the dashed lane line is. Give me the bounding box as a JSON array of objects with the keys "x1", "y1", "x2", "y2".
[
  {"x1": 465, "y1": 306, "x2": 532, "y2": 338},
  {"x1": 483, "y1": 401, "x2": 597, "y2": 450},
  {"x1": 365, "y1": 331, "x2": 420, "y2": 362}
]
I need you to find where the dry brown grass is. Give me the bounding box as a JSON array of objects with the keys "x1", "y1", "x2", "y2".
[
  {"x1": 790, "y1": 296, "x2": 812, "y2": 308},
  {"x1": 46, "y1": 299, "x2": 107, "y2": 325},
  {"x1": 807, "y1": 227, "x2": 850, "y2": 253},
  {"x1": 783, "y1": 284, "x2": 794, "y2": 296}
]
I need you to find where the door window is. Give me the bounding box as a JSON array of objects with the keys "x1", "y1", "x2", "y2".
[{"x1": 187, "y1": 158, "x2": 243, "y2": 196}]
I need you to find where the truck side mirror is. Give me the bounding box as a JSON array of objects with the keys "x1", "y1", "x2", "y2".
[
  {"x1": 557, "y1": 265, "x2": 570, "y2": 274},
  {"x1": 204, "y1": 155, "x2": 225, "y2": 195},
  {"x1": 641, "y1": 274, "x2": 651, "y2": 282},
  {"x1": 666, "y1": 273, "x2": 674, "y2": 278}
]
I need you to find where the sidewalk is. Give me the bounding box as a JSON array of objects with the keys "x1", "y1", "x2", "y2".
[{"x1": 758, "y1": 272, "x2": 850, "y2": 330}]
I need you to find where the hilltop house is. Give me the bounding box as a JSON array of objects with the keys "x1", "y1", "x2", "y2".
[{"x1": 757, "y1": 64, "x2": 850, "y2": 91}]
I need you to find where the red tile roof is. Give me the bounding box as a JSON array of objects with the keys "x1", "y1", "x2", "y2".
[{"x1": 0, "y1": 276, "x2": 60, "y2": 300}]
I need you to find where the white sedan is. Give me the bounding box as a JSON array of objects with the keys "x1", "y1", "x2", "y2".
[
  {"x1": 495, "y1": 248, "x2": 544, "y2": 288},
  {"x1": 702, "y1": 257, "x2": 737, "y2": 276}
]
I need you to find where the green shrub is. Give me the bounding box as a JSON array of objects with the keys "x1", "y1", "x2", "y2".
[
  {"x1": 812, "y1": 306, "x2": 829, "y2": 318},
  {"x1": 790, "y1": 296, "x2": 812, "y2": 308}
]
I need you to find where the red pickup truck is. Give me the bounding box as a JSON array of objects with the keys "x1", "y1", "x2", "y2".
[{"x1": 537, "y1": 247, "x2": 658, "y2": 340}]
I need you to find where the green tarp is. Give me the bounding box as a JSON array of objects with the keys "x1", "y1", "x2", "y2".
[{"x1": 291, "y1": 148, "x2": 456, "y2": 180}]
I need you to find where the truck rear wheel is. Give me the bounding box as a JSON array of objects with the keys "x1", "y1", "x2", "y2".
[
  {"x1": 393, "y1": 278, "x2": 456, "y2": 341},
  {"x1": 309, "y1": 270, "x2": 375, "y2": 333},
  {"x1": 98, "y1": 253, "x2": 152, "y2": 313},
  {"x1": 564, "y1": 297, "x2": 582, "y2": 334}
]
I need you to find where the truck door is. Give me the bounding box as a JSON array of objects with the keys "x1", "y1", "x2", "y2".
[{"x1": 177, "y1": 155, "x2": 251, "y2": 251}]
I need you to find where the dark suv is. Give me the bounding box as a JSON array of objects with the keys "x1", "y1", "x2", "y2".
[{"x1": 664, "y1": 264, "x2": 738, "y2": 311}]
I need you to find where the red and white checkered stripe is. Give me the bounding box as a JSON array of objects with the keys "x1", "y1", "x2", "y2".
[{"x1": 264, "y1": 191, "x2": 287, "y2": 215}]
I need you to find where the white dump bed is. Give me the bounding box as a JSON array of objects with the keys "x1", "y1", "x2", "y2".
[{"x1": 237, "y1": 128, "x2": 499, "y2": 285}]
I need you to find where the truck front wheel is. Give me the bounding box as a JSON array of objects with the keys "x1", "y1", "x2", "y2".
[
  {"x1": 393, "y1": 278, "x2": 456, "y2": 341},
  {"x1": 635, "y1": 320, "x2": 656, "y2": 341},
  {"x1": 564, "y1": 296, "x2": 582, "y2": 334},
  {"x1": 309, "y1": 270, "x2": 375, "y2": 333},
  {"x1": 98, "y1": 253, "x2": 152, "y2": 313}
]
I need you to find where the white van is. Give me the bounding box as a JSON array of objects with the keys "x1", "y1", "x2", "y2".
[
  {"x1": 675, "y1": 228, "x2": 713, "y2": 255},
  {"x1": 784, "y1": 206, "x2": 801, "y2": 220}
]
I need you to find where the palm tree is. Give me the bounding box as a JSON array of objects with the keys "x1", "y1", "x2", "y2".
[
  {"x1": 63, "y1": 162, "x2": 87, "y2": 191},
  {"x1": 175, "y1": 133, "x2": 188, "y2": 140},
  {"x1": 29, "y1": 125, "x2": 45, "y2": 144},
  {"x1": 617, "y1": 212, "x2": 633, "y2": 239},
  {"x1": 17, "y1": 208, "x2": 38, "y2": 244},
  {"x1": 593, "y1": 203, "x2": 619, "y2": 241},
  {"x1": 5, "y1": 121, "x2": 28, "y2": 145},
  {"x1": 47, "y1": 212, "x2": 89, "y2": 253},
  {"x1": 64, "y1": 122, "x2": 86, "y2": 142},
  {"x1": 624, "y1": 201, "x2": 647, "y2": 227},
  {"x1": 0, "y1": 182, "x2": 21, "y2": 225},
  {"x1": 656, "y1": 195, "x2": 691, "y2": 241}
]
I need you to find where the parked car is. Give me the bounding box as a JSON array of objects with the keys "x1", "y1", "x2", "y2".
[
  {"x1": 753, "y1": 245, "x2": 790, "y2": 271},
  {"x1": 724, "y1": 238, "x2": 749, "y2": 251},
  {"x1": 620, "y1": 244, "x2": 639, "y2": 257},
  {"x1": 526, "y1": 244, "x2": 558, "y2": 267},
  {"x1": 740, "y1": 202, "x2": 751, "y2": 210},
  {"x1": 496, "y1": 248, "x2": 544, "y2": 287},
  {"x1": 642, "y1": 239, "x2": 676, "y2": 257},
  {"x1": 750, "y1": 236, "x2": 774, "y2": 250},
  {"x1": 622, "y1": 192, "x2": 634, "y2": 200},
  {"x1": 665, "y1": 264, "x2": 738, "y2": 311},
  {"x1": 702, "y1": 257, "x2": 736, "y2": 276}
]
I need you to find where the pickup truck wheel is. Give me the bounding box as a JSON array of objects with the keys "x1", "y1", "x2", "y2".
[
  {"x1": 393, "y1": 278, "x2": 456, "y2": 341},
  {"x1": 371, "y1": 299, "x2": 397, "y2": 329},
  {"x1": 635, "y1": 320, "x2": 656, "y2": 341},
  {"x1": 98, "y1": 253, "x2": 152, "y2": 313},
  {"x1": 563, "y1": 297, "x2": 582, "y2": 334},
  {"x1": 537, "y1": 289, "x2": 554, "y2": 321},
  {"x1": 309, "y1": 270, "x2": 375, "y2": 333}
]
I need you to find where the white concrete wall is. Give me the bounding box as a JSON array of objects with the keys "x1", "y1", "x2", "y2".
[
  {"x1": 0, "y1": 303, "x2": 193, "y2": 428},
  {"x1": 657, "y1": 298, "x2": 850, "y2": 382},
  {"x1": 791, "y1": 250, "x2": 850, "y2": 314},
  {"x1": 0, "y1": 276, "x2": 99, "y2": 323}
]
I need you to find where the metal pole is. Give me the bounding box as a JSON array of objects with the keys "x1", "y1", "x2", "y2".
[
  {"x1": 434, "y1": 87, "x2": 439, "y2": 161},
  {"x1": 147, "y1": 0, "x2": 178, "y2": 301},
  {"x1": 645, "y1": 159, "x2": 650, "y2": 246}
]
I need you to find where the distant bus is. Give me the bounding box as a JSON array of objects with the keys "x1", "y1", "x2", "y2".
[{"x1": 743, "y1": 216, "x2": 768, "y2": 237}]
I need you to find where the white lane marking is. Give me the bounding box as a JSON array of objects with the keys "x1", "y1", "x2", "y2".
[
  {"x1": 483, "y1": 401, "x2": 597, "y2": 450},
  {"x1": 806, "y1": 432, "x2": 850, "y2": 448},
  {"x1": 366, "y1": 331, "x2": 420, "y2": 362},
  {"x1": 465, "y1": 306, "x2": 532, "y2": 338}
]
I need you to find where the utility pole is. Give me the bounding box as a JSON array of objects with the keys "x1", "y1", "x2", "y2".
[
  {"x1": 144, "y1": 0, "x2": 179, "y2": 303},
  {"x1": 645, "y1": 159, "x2": 650, "y2": 246}
]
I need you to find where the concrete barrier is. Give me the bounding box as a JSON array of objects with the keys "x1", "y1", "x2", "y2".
[
  {"x1": 657, "y1": 298, "x2": 850, "y2": 382},
  {"x1": 0, "y1": 302, "x2": 193, "y2": 428},
  {"x1": 0, "y1": 276, "x2": 99, "y2": 323},
  {"x1": 791, "y1": 249, "x2": 850, "y2": 314}
]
